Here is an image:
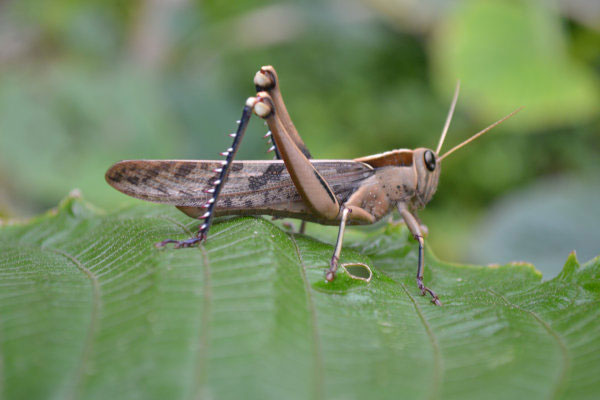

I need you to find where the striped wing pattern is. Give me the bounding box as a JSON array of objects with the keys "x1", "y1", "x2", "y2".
[{"x1": 106, "y1": 159, "x2": 374, "y2": 212}]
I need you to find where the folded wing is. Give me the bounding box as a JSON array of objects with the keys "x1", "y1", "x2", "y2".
[{"x1": 105, "y1": 160, "x2": 373, "y2": 214}]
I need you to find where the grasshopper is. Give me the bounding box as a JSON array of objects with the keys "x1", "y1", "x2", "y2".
[{"x1": 106, "y1": 66, "x2": 521, "y2": 305}]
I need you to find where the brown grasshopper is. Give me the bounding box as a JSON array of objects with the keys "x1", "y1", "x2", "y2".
[{"x1": 106, "y1": 66, "x2": 521, "y2": 305}]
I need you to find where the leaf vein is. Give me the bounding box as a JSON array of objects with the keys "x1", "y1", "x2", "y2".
[
  {"x1": 487, "y1": 289, "x2": 571, "y2": 400},
  {"x1": 399, "y1": 283, "x2": 443, "y2": 400},
  {"x1": 193, "y1": 243, "x2": 212, "y2": 400},
  {"x1": 289, "y1": 234, "x2": 325, "y2": 400},
  {"x1": 43, "y1": 247, "x2": 101, "y2": 400}
]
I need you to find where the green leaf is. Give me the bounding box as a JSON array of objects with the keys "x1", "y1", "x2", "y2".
[{"x1": 1, "y1": 194, "x2": 599, "y2": 400}]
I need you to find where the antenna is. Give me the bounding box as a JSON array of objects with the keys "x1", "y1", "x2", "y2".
[
  {"x1": 439, "y1": 107, "x2": 524, "y2": 161},
  {"x1": 436, "y1": 81, "x2": 461, "y2": 155}
]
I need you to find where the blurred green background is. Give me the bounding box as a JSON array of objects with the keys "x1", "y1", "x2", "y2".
[{"x1": 0, "y1": 0, "x2": 598, "y2": 277}]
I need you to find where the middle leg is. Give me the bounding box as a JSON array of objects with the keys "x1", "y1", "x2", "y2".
[{"x1": 325, "y1": 204, "x2": 377, "y2": 282}]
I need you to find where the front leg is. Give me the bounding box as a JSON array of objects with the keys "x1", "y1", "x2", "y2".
[
  {"x1": 325, "y1": 207, "x2": 350, "y2": 282},
  {"x1": 398, "y1": 203, "x2": 441, "y2": 305}
]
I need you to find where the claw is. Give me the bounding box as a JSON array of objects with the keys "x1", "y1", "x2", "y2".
[
  {"x1": 417, "y1": 277, "x2": 442, "y2": 306},
  {"x1": 325, "y1": 255, "x2": 339, "y2": 282},
  {"x1": 155, "y1": 236, "x2": 204, "y2": 249},
  {"x1": 325, "y1": 270, "x2": 336, "y2": 282}
]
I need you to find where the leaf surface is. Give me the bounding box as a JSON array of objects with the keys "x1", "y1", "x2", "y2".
[{"x1": 0, "y1": 195, "x2": 598, "y2": 400}]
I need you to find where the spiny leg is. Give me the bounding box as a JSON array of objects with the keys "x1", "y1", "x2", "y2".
[
  {"x1": 158, "y1": 68, "x2": 339, "y2": 251},
  {"x1": 398, "y1": 204, "x2": 441, "y2": 305},
  {"x1": 325, "y1": 207, "x2": 350, "y2": 282},
  {"x1": 264, "y1": 128, "x2": 281, "y2": 159},
  {"x1": 155, "y1": 100, "x2": 254, "y2": 248}
]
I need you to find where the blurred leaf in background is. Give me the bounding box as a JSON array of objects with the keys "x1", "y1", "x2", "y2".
[
  {"x1": 469, "y1": 173, "x2": 600, "y2": 278},
  {"x1": 431, "y1": 0, "x2": 599, "y2": 130},
  {"x1": 0, "y1": 0, "x2": 598, "y2": 276},
  {"x1": 0, "y1": 65, "x2": 180, "y2": 210}
]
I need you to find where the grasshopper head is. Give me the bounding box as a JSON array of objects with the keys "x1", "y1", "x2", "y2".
[{"x1": 413, "y1": 148, "x2": 441, "y2": 208}]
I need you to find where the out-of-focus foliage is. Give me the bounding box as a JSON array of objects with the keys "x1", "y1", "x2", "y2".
[
  {"x1": 469, "y1": 173, "x2": 600, "y2": 277},
  {"x1": 432, "y1": 1, "x2": 599, "y2": 130},
  {"x1": 0, "y1": 66, "x2": 179, "y2": 208},
  {"x1": 0, "y1": 0, "x2": 598, "y2": 275}
]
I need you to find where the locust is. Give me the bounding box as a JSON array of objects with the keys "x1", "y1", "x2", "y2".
[{"x1": 106, "y1": 66, "x2": 521, "y2": 305}]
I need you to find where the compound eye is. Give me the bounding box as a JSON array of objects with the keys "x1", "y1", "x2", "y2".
[{"x1": 424, "y1": 150, "x2": 436, "y2": 171}]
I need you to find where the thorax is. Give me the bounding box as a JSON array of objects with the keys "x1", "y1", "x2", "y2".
[{"x1": 345, "y1": 166, "x2": 417, "y2": 221}]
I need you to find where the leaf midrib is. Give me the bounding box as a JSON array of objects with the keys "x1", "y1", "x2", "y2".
[
  {"x1": 400, "y1": 282, "x2": 443, "y2": 400},
  {"x1": 289, "y1": 234, "x2": 325, "y2": 400},
  {"x1": 41, "y1": 246, "x2": 101, "y2": 400}
]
